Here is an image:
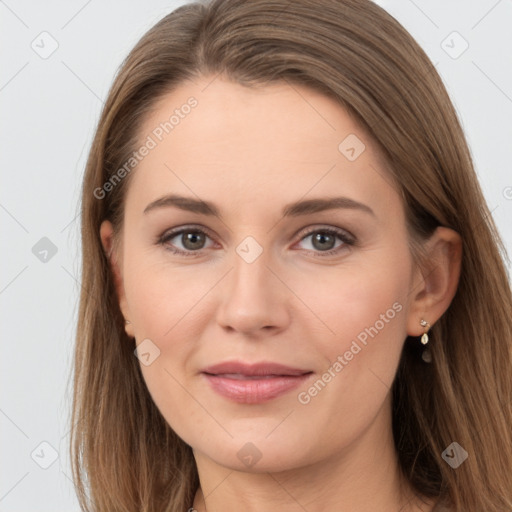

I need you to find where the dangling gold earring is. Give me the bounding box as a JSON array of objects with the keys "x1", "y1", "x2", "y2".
[
  {"x1": 420, "y1": 319, "x2": 432, "y2": 363},
  {"x1": 420, "y1": 319, "x2": 430, "y2": 344}
]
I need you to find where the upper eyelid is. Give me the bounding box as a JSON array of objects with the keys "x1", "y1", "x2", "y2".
[
  {"x1": 295, "y1": 224, "x2": 354, "y2": 240},
  {"x1": 162, "y1": 224, "x2": 217, "y2": 242}
]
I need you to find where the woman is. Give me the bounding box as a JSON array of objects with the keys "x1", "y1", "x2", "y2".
[{"x1": 70, "y1": 0, "x2": 512, "y2": 510}]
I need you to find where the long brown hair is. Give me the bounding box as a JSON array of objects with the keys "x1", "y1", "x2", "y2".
[{"x1": 70, "y1": 0, "x2": 512, "y2": 510}]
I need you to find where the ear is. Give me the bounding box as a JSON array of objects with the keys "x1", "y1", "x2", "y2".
[
  {"x1": 406, "y1": 226, "x2": 462, "y2": 336},
  {"x1": 99, "y1": 220, "x2": 135, "y2": 338}
]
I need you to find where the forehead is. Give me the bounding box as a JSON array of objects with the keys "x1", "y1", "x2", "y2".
[
  {"x1": 141, "y1": 75, "x2": 372, "y2": 157},
  {"x1": 125, "y1": 75, "x2": 400, "y2": 220}
]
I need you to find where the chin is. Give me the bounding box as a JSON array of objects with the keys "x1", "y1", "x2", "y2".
[{"x1": 192, "y1": 432, "x2": 320, "y2": 474}]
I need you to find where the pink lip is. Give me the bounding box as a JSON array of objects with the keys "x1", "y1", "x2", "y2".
[{"x1": 201, "y1": 360, "x2": 313, "y2": 404}]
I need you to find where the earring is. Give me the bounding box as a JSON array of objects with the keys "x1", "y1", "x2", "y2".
[
  {"x1": 420, "y1": 319, "x2": 430, "y2": 344},
  {"x1": 419, "y1": 319, "x2": 432, "y2": 363},
  {"x1": 124, "y1": 319, "x2": 135, "y2": 340}
]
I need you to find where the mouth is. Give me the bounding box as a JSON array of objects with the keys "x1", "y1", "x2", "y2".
[{"x1": 200, "y1": 360, "x2": 314, "y2": 404}]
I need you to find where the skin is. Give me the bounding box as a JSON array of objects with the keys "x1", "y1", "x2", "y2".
[{"x1": 100, "y1": 75, "x2": 461, "y2": 511}]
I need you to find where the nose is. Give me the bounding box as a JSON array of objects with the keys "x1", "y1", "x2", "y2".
[{"x1": 215, "y1": 249, "x2": 291, "y2": 337}]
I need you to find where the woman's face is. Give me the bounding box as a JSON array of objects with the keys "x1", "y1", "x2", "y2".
[{"x1": 102, "y1": 75, "x2": 424, "y2": 473}]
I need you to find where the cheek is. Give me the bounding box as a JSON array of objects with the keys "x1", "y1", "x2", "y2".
[
  {"x1": 124, "y1": 257, "x2": 210, "y2": 339},
  {"x1": 123, "y1": 256, "x2": 226, "y2": 420},
  {"x1": 286, "y1": 253, "x2": 411, "y2": 447},
  {"x1": 123, "y1": 259, "x2": 214, "y2": 437},
  {"x1": 302, "y1": 254, "x2": 409, "y2": 342},
  {"x1": 298, "y1": 247, "x2": 412, "y2": 396}
]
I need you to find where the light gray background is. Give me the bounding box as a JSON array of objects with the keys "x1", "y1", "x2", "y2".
[{"x1": 1, "y1": 1, "x2": 511, "y2": 510}]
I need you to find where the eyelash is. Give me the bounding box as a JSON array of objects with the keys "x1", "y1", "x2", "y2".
[{"x1": 157, "y1": 224, "x2": 356, "y2": 258}]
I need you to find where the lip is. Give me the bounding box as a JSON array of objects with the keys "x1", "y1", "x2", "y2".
[
  {"x1": 201, "y1": 360, "x2": 313, "y2": 404},
  {"x1": 202, "y1": 360, "x2": 311, "y2": 377}
]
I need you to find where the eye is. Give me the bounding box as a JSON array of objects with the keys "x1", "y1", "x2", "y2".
[
  {"x1": 294, "y1": 226, "x2": 355, "y2": 257},
  {"x1": 158, "y1": 226, "x2": 216, "y2": 257},
  {"x1": 157, "y1": 225, "x2": 356, "y2": 258}
]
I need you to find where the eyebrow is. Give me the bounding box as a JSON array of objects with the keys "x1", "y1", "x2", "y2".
[{"x1": 143, "y1": 194, "x2": 375, "y2": 218}]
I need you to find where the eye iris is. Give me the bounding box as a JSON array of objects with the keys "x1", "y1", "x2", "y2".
[
  {"x1": 312, "y1": 232, "x2": 335, "y2": 251},
  {"x1": 182, "y1": 231, "x2": 205, "y2": 250}
]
